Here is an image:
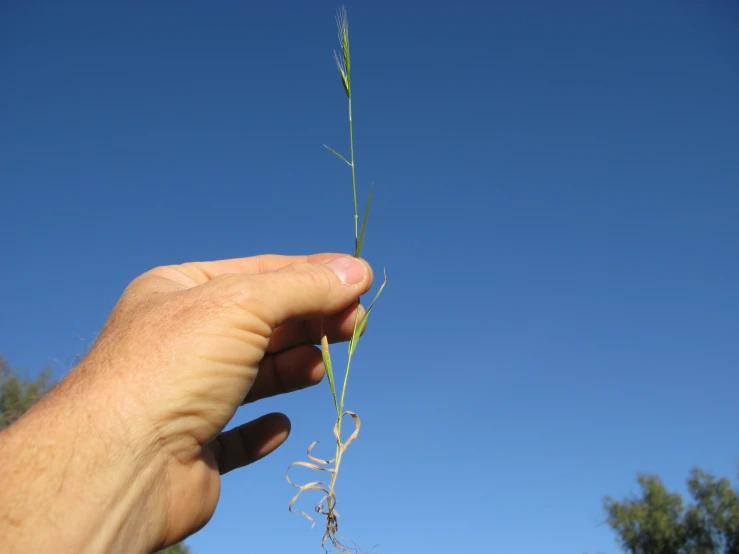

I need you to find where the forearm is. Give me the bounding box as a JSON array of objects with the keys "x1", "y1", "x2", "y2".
[{"x1": 0, "y1": 368, "x2": 166, "y2": 554}]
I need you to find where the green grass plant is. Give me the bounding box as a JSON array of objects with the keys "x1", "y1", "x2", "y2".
[{"x1": 287, "y1": 6, "x2": 386, "y2": 553}]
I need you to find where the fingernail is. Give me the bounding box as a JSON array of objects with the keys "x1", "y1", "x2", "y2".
[{"x1": 324, "y1": 257, "x2": 365, "y2": 285}]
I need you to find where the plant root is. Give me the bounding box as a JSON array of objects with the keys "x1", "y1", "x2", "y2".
[{"x1": 287, "y1": 411, "x2": 362, "y2": 553}]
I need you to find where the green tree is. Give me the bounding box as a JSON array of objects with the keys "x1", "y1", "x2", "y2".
[
  {"x1": 1, "y1": 354, "x2": 193, "y2": 554},
  {"x1": 0, "y1": 354, "x2": 54, "y2": 430},
  {"x1": 604, "y1": 468, "x2": 739, "y2": 554}
]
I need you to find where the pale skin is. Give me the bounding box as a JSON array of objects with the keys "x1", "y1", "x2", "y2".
[{"x1": 0, "y1": 253, "x2": 373, "y2": 553}]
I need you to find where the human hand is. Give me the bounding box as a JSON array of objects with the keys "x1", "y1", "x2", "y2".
[{"x1": 0, "y1": 253, "x2": 373, "y2": 553}]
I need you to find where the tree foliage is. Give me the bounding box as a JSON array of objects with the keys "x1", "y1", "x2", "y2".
[
  {"x1": 604, "y1": 468, "x2": 739, "y2": 554},
  {"x1": 0, "y1": 355, "x2": 54, "y2": 430},
  {"x1": 156, "y1": 543, "x2": 192, "y2": 554}
]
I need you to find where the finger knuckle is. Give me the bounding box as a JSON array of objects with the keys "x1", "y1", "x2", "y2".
[
  {"x1": 209, "y1": 273, "x2": 252, "y2": 310},
  {"x1": 292, "y1": 263, "x2": 334, "y2": 295}
]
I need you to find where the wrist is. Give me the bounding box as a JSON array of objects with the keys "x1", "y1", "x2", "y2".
[{"x1": 0, "y1": 366, "x2": 169, "y2": 553}]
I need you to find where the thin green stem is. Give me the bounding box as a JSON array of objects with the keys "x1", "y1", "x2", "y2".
[
  {"x1": 340, "y1": 306, "x2": 361, "y2": 413},
  {"x1": 348, "y1": 98, "x2": 358, "y2": 252},
  {"x1": 338, "y1": 89, "x2": 359, "y2": 424}
]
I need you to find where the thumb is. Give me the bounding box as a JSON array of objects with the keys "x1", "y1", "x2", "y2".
[{"x1": 241, "y1": 256, "x2": 373, "y2": 328}]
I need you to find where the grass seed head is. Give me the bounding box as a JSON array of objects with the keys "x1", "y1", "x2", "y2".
[{"x1": 334, "y1": 5, "x2": 351, "y2": 98}]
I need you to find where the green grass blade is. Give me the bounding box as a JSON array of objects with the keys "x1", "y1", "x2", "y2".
[
  {"x1": 354, "y1": 184, "x2": 373, "y2": 259},
  {"x1": 323, "y1": 144, "x2": 352, "y2": 166},
  {"x1": 321, "y1": 336, "x2": 339, "y2": 416},
  {"x1": 348, "y1": 269, "x2": 387, "y2": 355}
]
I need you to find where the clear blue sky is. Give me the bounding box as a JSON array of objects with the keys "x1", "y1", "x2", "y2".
[{"x1": 2, "y1": 1, "x2": 738, "y2": 553}]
